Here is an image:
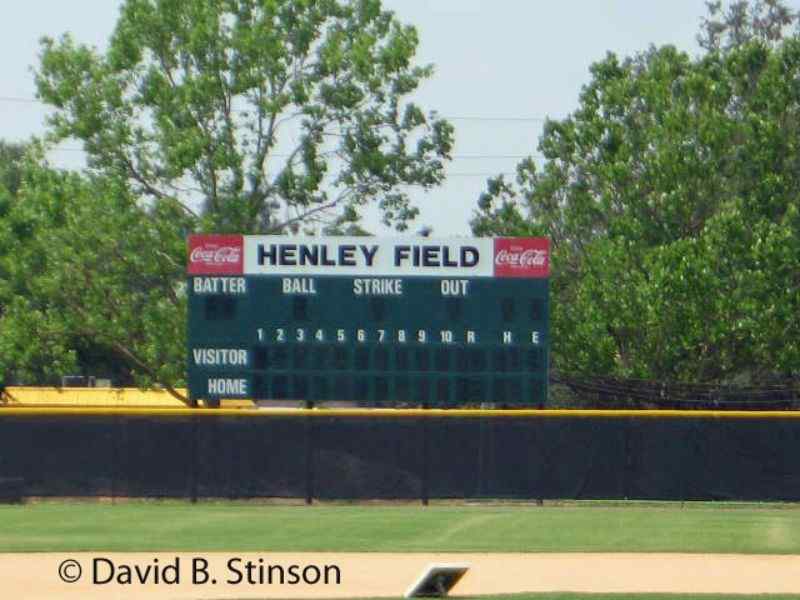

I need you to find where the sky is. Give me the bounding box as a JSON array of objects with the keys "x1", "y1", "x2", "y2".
[{"x1": 0, "y1": 0, "x2": 722, "y2": 236}]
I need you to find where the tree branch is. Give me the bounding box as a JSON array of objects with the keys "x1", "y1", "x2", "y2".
[{"x1": 269, "y1": 191, "x2": 351, "y2": 233}]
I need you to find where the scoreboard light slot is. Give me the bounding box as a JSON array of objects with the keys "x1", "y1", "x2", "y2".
[
  {"x1": 292, "y1": 297, "x2": 309, "y2": 321},
  {"x1": 293, "y1": 346, "x2": 308, "y2": 370},
  {"x1": 435, "y1": 348, "x2": 450, "y2": 372},
  {"x1": 414, "y1": 377, "x2": 430, "y2": 405},
  {"x1": 469, "y1": 349, "x2": 487, "y2": 372},
  {"x1": 252, "y1": 375, "x2": 267, "y2": 399},
  {"x1": 374, "y1": 347, "x2": 390, "y2": 371},
  {"x1": 313, "y1": 346, "x2": 331, "y2": 370},
  {"x1": 333, "y1": 347, "x2": 349, "y2": 370},
  {"x1": 469, "y1": 378, "x2": 485, "y2": 403},
  {"x1": 333, "y1": 375, "x2": 350, "y2": 400},
  {"x1": 455, "y1": 377, "x2": 485, "y2": 405},
  {"x1": 455, "y1": 348, "x2": 469, "y2": 372},
  {"x1": 395, "y1": 348, "x2": 410, "y2": 371},
  {"x1": 312, "y1": 376, "x2": 328, "y2": 402},
  {"x1": 272, "y1": 375, "x2": 288, "y2": 399},
  {"x1": 445, "y1": 298, "x2": 462, "y2": 322},
  {"x1": 529, "y1": 379, "x2": 545, "y2": 407},
  {"x1": 530, "y1": 299, "x2": 545, "y2": 322},
  {"x1": 354, "y1": 377, "x2": 369, "y2": 402},
  {"x1": 493, "y1": 378, "x2": 507, "y2": 403},
  {"x1": 508, "y1": 348, "x2": 522, "y2": 372},
  {"x1": 369, "y1": 297, "x2": 387, "y2": 322},
  {"x1": 526, "y1": 348, "x2": 542, "y2": 370},
  {"x1": 501, "y1": 298, "x2": 515, "y2": 323},
  {"x1": 456, "y1": 378, "x2": 469, "y2": 405},
  {"x1": 253, "y1": 346, "x2": 268, "y2": 370},
  {"x1": 272, "y1": 346, "x2": 289, "y2": 370},
  {"x1": 292, "y1": 375, "x2": 308, "y2": 400},
  {"x1": 355, "y1": 348, "x2": 370, "y2": 370},
  {"x1": 437, "y1": 379, "x2": 451, "y2": 406},
  {"x1": 492, "y1": 348, "x2": 508, "y2": 373},
  {"x1": 395, "y1": 376, "x2": 411, "y2": 402},
  {"x1": 205, "y1": 295, "x2": 237, "y2": 321},
  {"x1": 375, "y1": 377, "x2": 390, "y2": 404},
  {"x1": 508, "y1": 379, "x2": 523, "y2": 405},
  {"x1": 415, "y1": 349, "x2": 430, "y2": 372}
]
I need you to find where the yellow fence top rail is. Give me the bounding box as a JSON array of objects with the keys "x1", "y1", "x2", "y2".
[{"x1": 1, "y1": 406, "x2": 799, "y2": 419}]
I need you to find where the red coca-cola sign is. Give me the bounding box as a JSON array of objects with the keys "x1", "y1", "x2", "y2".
[
  {"x1": 493, "y1": 237, "x2": 549, "y2": 278},
  {"x1": 187, "y1": 234, "x2": 243, "y2": 275}
]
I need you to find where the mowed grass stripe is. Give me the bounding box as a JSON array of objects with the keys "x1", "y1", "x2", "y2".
[{"x1": 1, "y1": 502, "x2": 800, "y2": 553}]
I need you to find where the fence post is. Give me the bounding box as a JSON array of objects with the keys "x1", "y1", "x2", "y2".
[
  {"x1": 421, "y1": 404, "x2": 430, "y2": 506},
  {"x1": 623, "y1": 417, "x2": 632, "y2": 500},
  {"x1": 477, "y1": 417, "x2": 489, "y2": 498},
  {"x1": 304, "y1": 415, "x2": 314, "y2": 505},
  {"x1": 110, "y1": 416, "x2": 118, "y2": 505},
  {"x1": 190, "y1": 414, "x2": 198, "y2": 503}
]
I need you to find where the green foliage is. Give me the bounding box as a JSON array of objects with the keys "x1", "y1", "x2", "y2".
[
  {"x1": 0, "y1": 165, "x2": 189, "y2": 396},
  {"x1": 35, "y1": 0, "x2": 454, "y2": 233},
  {"x1": 3, "y1": 0, "x2": 454, "y2": 391},
  {"x1": 473, "y1": 39, "x2": 800, "y2": 382},
  {"x1": 0, "y1": 141, "x2": 27, "y2": 197},
  {"x1": 698, "y1": 0, "x2": 797, "y2": 53}
]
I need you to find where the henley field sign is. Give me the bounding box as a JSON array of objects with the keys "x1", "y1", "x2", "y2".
[{"x1": 187, "y1": 235, "x2": 549, "y2": 407}]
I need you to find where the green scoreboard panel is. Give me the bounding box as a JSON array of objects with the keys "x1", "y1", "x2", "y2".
[{"x1": 187, "y1": 235, "x2": 549, "y2": 407}]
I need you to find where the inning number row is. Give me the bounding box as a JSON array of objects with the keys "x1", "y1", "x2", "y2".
[{"x1": 257, "y1": 327, "x2": 543, "y2": 345}]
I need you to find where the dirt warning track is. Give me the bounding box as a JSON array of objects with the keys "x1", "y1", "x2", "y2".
[{"x1": 2, "y1": 552, "x2": 799, "y2": 599}]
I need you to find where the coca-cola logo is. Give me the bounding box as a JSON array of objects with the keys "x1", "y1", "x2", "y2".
[
  {"x1": 190, "y1": 245, "x2": 241, "y2": 265},
  {"x1": 495, "y1": 248, "x2": 548, "y2": 267},
  {"x1": 187, "y1": 235, "x2": 243, "y2": 274},
  {"x1": 493, "y1": 238, "x2": 549, "y2": 278}
]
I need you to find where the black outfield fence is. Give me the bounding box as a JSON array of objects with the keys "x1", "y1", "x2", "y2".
[{"x1": 1, "y1": 409, "x2": 800, "y2": 502}]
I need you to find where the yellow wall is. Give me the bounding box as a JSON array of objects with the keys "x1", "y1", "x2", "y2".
[
  {"x1": 2, "y1": 386, "x2": 188, "y2": 407},
  {"x1": 1, "y1": 387, "x2": 257, "y2": 408}
]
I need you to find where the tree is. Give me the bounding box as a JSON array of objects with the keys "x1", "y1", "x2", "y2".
[
  {"x1": 0, "y1": 141, "x2": 27, "y2": 197},
  {"x1": 0, "y1": 164, "x2": 188, "y2": 397},
  {"x1": 473, "y1": 39, "x2": 800, "y2": 383},
  {"x1": 698, "y1": 0, "x2": 797, "y2": 53},
  {"x1": 35, "y1": 0, "x2": 454, "y2": 234},
  {"x1": 0, "y1": 141, "x2": 148, "y2": 387},
  {"x1": 3, "y1": 0, "x2": 454, "y2": 396}
]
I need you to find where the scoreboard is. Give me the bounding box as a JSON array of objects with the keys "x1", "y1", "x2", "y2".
[{"x1": 187, "y1": 235, "x2": 549, "y2": 407}]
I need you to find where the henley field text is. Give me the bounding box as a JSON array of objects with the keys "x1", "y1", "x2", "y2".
[{"x1": 257, "y1": 243, "x2": 480, "y2": 268}]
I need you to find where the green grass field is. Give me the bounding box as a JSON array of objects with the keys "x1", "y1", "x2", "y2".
[
  {"x1": 1, "y1": 500, "x2": 799, "y2": 554},
  {"x1": 313, "y1": 596, "x2": 800, "y2": 600},
  {"x1": 316, "y1": 596, "x2": 800, "y2": 600}
]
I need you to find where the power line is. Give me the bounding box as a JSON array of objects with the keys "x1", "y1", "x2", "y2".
[
  {"x1": 445, "y1": 172, "x2": 516, "y2": 177},
  {"x1": 453, "y1": 155, "x2": 543, "y2": 162},
  {"x1": 41, "y1": 149, "x2": 518, "y2": 176},
  {"x1": 42, "y1": 146, "x2": 544, "y2": 162},
  {"x1": 0, "y1": 96, "x2": 40, "y2": 104},
  {"x1": 446, "y1": 116, "x2": 547, "y2": 123},
  {"x1": 44, "y1": 148, "x2": 526, "y2": 175},
  {"x1": 0, "y1": 95, "x2": 551, "y2": 123}
]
